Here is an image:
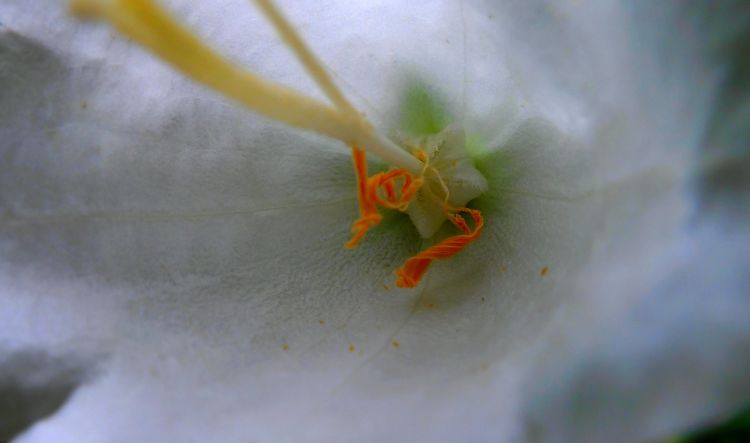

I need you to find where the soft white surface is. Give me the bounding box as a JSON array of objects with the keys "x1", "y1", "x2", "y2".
[{"x1": 0, "y1": 1, "x2": 747, "y2": 442}]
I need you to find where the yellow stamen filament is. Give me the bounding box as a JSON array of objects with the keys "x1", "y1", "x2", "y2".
[
  {"x1": 253, "y1": 0, "x2": 355, "y2": 115},
  {"x1": 70, "y1": 0, "x2": 421, "y2": 172},
  {"x1": 70, "y1": 0, "x2": 483, "y2": 288}
]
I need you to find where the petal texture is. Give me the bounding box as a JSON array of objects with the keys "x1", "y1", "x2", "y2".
[{"x1": 0, "y1": 1, "x2": 744, "y2": 442}]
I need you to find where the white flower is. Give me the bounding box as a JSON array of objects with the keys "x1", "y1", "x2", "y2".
[{"x1": 1, "y1": 1, "x2": 748, "y2": 442}]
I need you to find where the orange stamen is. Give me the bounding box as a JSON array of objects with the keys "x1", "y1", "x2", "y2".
[
  {"x1": 346, "y1": 145, "x2": 484, "y2": 288},
  {"x1": 345, "y1": 147, "x2": 381, "y2": 249},
  {"x1": 346, "y1": 147, "x2": 424, "y2": 249},
  {"x1": 394, "y1": 208, "x2": 483, "y2": 288}
]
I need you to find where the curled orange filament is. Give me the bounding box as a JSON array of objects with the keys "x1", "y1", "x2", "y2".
[
  {"x1": 346, "y1": 146, "x2": 484, "y2": 288},
  {"x1": 394, "y1": 207, "x2": 483, "y2": 288},
  {"x1": 345, "y1": 147, "x2": 423, "y2": 249}
]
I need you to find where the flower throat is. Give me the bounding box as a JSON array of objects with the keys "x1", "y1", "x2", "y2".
[{"x1": 71, "y1": 0, "x2": 487, "y2": 288}]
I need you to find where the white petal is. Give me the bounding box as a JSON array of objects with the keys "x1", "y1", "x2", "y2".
[
  {"x1": 523, "y1": 2, "x2": 750, "y2": 440},
  {"x1": 1, "y1": 1, "x2": 744, "y2": 442},
  {"x1": 525, "y1": 220, "x2": 750, "y2": 443}
]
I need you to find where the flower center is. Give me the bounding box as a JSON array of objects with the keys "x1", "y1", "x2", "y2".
[{"x1": 70, "y1": 0, "x2": 488, "y2": 288}]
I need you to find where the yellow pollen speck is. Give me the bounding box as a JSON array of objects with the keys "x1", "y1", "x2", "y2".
[
  {"x1": 540, "y1": 266, "x2": 549, "y2": 277},
  {"x1": 499, "y1": 265, "x2": 508, "y2": 273},
  {"x1": 282, "y1": 343, "x2": 289, "y2": 351},
  {"x1": 348, "y1": 343, "x2": 356, "y2": 353},
  {"x1": 318, "y1": 320, "x2": 325, "y2": 325},
  {"x1": 391, "y1": 340, "x2": 400, "y2": 348}
]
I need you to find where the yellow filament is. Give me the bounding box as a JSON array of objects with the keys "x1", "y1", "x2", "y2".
[
  {"x1": 70, "y1": 0, "x2": 422, "y2": 172},
  {"x1": 70, "y1": 0, "x2": 483, "y2": 288},
  {"x1": 71, "y1": 0, "x2": 362, "y2": 144},
  {"x1": 253, "y1": 0, "x2": 356, "y2": 114}
]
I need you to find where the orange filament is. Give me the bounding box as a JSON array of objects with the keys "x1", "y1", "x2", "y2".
[
  {"x1": 346, "y1": 146, "x2": 484, "y2": 288},
  {"x1": 395, "y1": 207, "x2": 483, "y2": 288},
  {"x1": 346, "y1": 147, "x2": 423, "y2": 248},
  {"x1": 345, "y1": 147, "x2": 379, "y2": 248}
]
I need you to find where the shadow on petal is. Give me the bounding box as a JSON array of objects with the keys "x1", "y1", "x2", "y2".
[{"x1": 0, "y1": 349, "x2": 100, "y2": 441}]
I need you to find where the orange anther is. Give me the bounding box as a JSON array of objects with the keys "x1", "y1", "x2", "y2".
[
  {"x1": 346, "y1": 147, "x2": 421, "y2": 248},
  {"x1": 346, "y1": 145, "x2": 484, "y2": 288},
  {"x1": 394, "y1": 208, "x2": 483, "y2": 288}
]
